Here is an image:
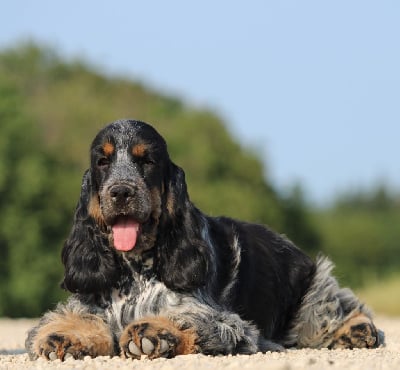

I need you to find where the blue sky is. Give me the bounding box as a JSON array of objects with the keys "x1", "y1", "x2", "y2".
[{"x1": 2, "y1": 1, "x2": 399, "y2": 204}]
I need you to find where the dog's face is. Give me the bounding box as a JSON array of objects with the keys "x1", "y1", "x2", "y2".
[
  {"x1": 62, "y1": 119, "x2": 208, "y2": 294},
  {"x1": 88, "y1": 120, "x2": 171, "y2": 253}
]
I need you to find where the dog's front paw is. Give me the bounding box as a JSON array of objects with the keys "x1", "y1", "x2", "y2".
[
  {"x1": 27, "y1": 312, "x2": 114, "y2": 360},
  {"x1": 37, "y1": 333, "x2": 91, "y2": 361},
  {"x1": 120, "y1": 317, "x2": 198, "y2": 359},
  {"x1": 329, "y1": 314, "x2": 383, "y2": 349},
  {"x1": 120, "y1": 320, "x2": 179, "y2": 359}
]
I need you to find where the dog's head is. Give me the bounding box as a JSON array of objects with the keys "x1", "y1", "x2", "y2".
[
  {"x1": 88, "y1": 120, "x2": 175, "y2": 253},
  {"x1": 62, "y1": 120, "x2": 209, "y2": 294}
]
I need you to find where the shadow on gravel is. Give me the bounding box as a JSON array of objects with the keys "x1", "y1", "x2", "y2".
[{"x1": 0, "y1": 349, "x2": 26, "y2": 355}]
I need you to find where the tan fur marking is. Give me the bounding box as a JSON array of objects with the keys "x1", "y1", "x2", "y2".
[
  {"x1": 132, "y1": 143, "x2": 148, "y2": 157},
  {"x1": 151, "y1": 187, "x2": 162, "y2": 220},
  {"x1": 166, "y1": 191, "x2": 175, "y2": 216},
  {"x1": 88, "y1": 194, "x2": 105, "y2": 226},
  {"x1": 120, "y1": 316, "x2": 198, "y2": 358},
  {"x1": 32, "y1": 311, "x2": 114, "y2": 359},
  {"x1": 334, "y1": 313, "x2": 372, "y2": 337},
  {"x1": 331, "y1": 313, "x2": 377, "y2": 349},
  {"x1": 102, "y1": 142, "x2": 114, "y2": 156},
  {"x1": 174, "y1": 324, "x2": 198, "y2": 355}
]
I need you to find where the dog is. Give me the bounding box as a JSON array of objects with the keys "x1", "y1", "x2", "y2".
[{"x1": 26, "y1": 119, "x2": 383, "y2": 361}]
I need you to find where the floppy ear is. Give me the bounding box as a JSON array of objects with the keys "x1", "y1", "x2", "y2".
[
  {"x1": 158, "y1": 237, "x2": 210, "y2": 292},
  {"x1": 61, "y1": 170, "x2": 120, "y2": 294},
  {"x1": 163, "y1": 163, "x2": 189, "y2": 217},
  {"x1": 157, "y1": 163, "x2": 210, "y2": 292}
]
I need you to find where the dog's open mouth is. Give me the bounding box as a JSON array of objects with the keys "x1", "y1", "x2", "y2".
[{"x1": 111, "y1": 216, "x2": 141, "y2": 252}]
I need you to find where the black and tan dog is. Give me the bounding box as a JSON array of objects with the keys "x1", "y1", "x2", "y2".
[{"x1": 26, "y1": 119, "x2": 383, "y2": 361}]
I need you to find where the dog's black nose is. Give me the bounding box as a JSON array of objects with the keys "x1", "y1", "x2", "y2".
[{"x1": 110, "y1": 184, "x2": 135, "y2": 202}]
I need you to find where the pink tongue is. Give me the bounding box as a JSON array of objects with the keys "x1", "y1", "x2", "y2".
[{"x1": 112, "y1": 218, "x2": 139, "y2": 251}]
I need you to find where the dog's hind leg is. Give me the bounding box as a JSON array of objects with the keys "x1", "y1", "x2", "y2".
[{"x1": 282, "y1": 256, "x2": 384, "y2": 349}]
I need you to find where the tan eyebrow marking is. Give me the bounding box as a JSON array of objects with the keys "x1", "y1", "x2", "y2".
[
  {"x1": 132, "y1": 143, "x2": 148, "y2": 157},
  {"x1": 102, "y1": 142, "x2": 115, "y2": 156}
]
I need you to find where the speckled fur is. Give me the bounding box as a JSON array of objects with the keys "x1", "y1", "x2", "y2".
[{"x1": 26, "y1": 120, "x2": 383, "y2": 360}]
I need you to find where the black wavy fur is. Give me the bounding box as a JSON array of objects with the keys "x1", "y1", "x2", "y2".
[{"x1": 26, "y1": 119, "x2": 382, "y2": 360}]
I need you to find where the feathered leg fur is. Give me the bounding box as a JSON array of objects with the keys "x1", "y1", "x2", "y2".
[
  {"x1": 25, "y1": 299, "x2": 114, "y2": 360},
  {"x1": 283, "y1": 256, "x2": 383, "y2": 349}
]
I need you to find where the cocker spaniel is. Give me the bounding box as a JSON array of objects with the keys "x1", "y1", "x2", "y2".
[{"x1": 26, "y1": 119, "x2": 383, "y2": 361}]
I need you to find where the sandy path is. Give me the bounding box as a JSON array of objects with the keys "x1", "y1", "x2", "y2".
[{"x1": 0, "y1": 317, "x2": 399, "y2": 369}]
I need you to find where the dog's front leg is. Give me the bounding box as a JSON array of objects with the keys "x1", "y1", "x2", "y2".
[
  {"x1": 168, "y1": 308, "x2": 279, "y2": 355},
  {"x1": 25, "y1": 300, "x2": 114, "y2": 361},
  {"x1": 119, "y1": 303, "x2": 280, "y2": 359}
]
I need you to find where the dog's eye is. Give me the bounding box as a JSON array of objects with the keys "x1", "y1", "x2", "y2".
[
  {"x1": 133, "y1": 156, "x2": 155, "y2": 166},
  {"x1": 144, "y1": 159, "x2": 156, "y2": 165},
  {"x1": 97, "y1": 157, "x2": 110, "y2": 168}
]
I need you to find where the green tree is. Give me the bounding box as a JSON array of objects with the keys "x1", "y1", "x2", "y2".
[
  {"x1": 0, "y1": 79, "x2": 69, "y2": 316},
  {"x1": 314, "y1": 186, "x2": 400, "y2": 287},
  {"x1": 281, "y1": 184, "x2": 321, "y2": 255}
]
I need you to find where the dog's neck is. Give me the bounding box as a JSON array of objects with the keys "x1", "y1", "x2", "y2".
[{"x1": 119, "y1": 249, "x2": 155, "y2": 278}]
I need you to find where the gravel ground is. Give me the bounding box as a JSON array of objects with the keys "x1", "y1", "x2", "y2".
[{"x1": 0, "y1": 317, "x2": 399, "y2": 370}]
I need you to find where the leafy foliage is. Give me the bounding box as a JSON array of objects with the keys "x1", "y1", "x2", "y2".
[
  {"x1": 314, "y1": 187, "x2": 400, "y2": 287},
  {"x1": 0, "y1": 79, "x2": 69, "y2": 316}
]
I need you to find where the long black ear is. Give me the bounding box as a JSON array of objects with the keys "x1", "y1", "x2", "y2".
[
  {"x1": 61, "y1": 170, "x2": 120, "y2": 294},
  {"x1": 164, "y1": 163, "x2": 190, "y2": 216},
  {"x1": 158, "y1": 237, "x2": 210, "y2": 293},
  {"x1": 157, "y1": 163, "x2": 211, "y2": 292}
]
